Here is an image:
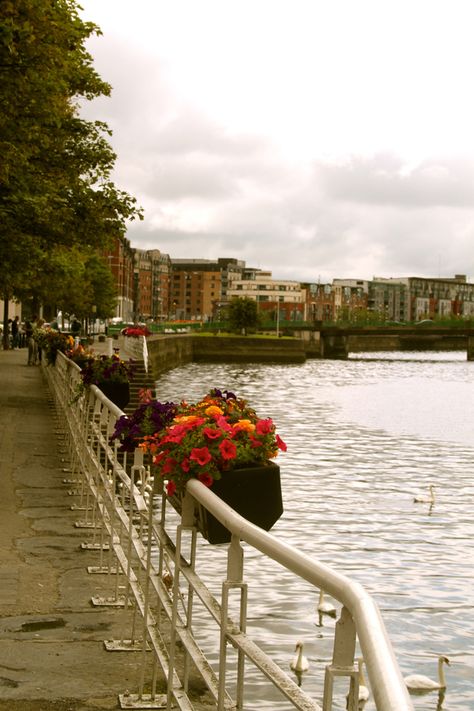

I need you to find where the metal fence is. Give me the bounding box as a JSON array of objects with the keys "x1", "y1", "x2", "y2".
[{"x1": 43, "y1": 352, "x2": 413, "y2": 711}]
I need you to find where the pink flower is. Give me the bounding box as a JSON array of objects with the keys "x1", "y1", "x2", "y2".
[
  {"x1": 216, "y1": 415, "x2": 233, "y2": 433},
  {"x1": 219, "y1": 439, "x2": 237, "y2": 460},
  {"x1": 190, "y1": 447, "x2": 212, "y2": 466},
  {"x1": 138, "y1": 388, "x2": 154, "y2": 403},
  {"x1": 198, "y1": 472, "x2": 214, "y2": 487},
  {"x1": 276, "y1": 434, "x2": 287, "y2": 452},
  {"x1": 256, "y1": 418, "x2": 273, "y2": 435}
]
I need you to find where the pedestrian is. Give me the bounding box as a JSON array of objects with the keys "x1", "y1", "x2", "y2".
[
  {"x1": 11, "y1": 315, "x2": 20, "y2": 349},
  {"x1": 25, "y1": 318, "x2": 37, "y2": 365},
  {"x1": 35, "y1": 317, "x2": 45, "y2": 363},
  {"x1": 7, "y1": 319, "x2": 12, "y2": 348}
]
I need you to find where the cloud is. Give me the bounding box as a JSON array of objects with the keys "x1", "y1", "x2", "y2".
[
  {"x1": 81, "y1": 30, "x2": 474, "y2": 284},
  {"x1": 317, "y1": 154, "x2": 474, "y2": 208}
]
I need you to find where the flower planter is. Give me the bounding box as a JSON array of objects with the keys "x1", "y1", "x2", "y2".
[
  {"x1": 98, "y1": 381, "x2": 130, "y2": 410},
  {"x1": 171, "y1": 461, "x2": 283, "y2": 544}
]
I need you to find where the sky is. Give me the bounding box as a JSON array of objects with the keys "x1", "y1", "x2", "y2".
[{"x1": 78, "y1": 0, "x2": 474, "y2": 283}]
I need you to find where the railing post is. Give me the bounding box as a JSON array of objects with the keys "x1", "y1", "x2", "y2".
[{"x1": 323, "y1": 606, "x2": 358, "y2": 711}]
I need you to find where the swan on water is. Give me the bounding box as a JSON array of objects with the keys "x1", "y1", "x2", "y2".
[
  {"x1": 414, "y1": 484, "x2": 435, "y2": 504},
  {"x1": 290, "y1": 641, "x2": 309, "y2": 686},
  {"x1": 317, "y1": 589, "x2": 337, "y2": 618},
  {"x1": 346, "y1": 657, "x2": 370, "y2": 709},
  {"x1": 404, "y1": 655, "x2": 450, "y2": 693}
]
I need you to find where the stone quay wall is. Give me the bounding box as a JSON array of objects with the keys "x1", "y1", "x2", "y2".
[{"x1": 147, "y1": 334, "x2": 307, "y2": 378}]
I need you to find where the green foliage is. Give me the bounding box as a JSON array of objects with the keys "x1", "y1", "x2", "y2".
[
  {"x1": 0, "y1": 0, "x2": 142, "y2": 303},
  {"x1": 227, "y1": 297, "x2": 260, "y2": 335},
  {"x1": 15, "y1": 246, "x2": 117, "y2": 320}
]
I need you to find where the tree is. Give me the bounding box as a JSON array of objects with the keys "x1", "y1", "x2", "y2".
[
  {"x1": 15, "y1": 246, "x2": 117, "y2": 323},
  {"x1": 227, "y1": 297, "x2": 260, "y2": 335},
  {"x1": 0, "y1": 0, "x2": 142, "y2": 345}
]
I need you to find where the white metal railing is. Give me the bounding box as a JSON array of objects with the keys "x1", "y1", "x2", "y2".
[
  {"x1": 43, "y1": 351, "x2": 413, "y2": 711},
  {"x1": 124, "y1": 334, "x2": 148, "y2": 372}
]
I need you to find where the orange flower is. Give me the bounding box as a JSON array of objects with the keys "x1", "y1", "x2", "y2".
[
  {"x1": 204, "y1": 405, "x2": 224, "y2": 417},
  {"x1": 233, "y1": 419, "x2": 256, "y2": 433}
]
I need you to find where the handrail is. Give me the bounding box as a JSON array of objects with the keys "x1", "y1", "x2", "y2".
[
  {"x1": 186, "y1": 480, "x2": 412, "y2": 710},
  {"x1": 43, "y1": 351, "x2": 414, "y2": 711}
]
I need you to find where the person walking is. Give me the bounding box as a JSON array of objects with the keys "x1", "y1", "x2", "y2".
[
  {"x1": 25, "y1": 318, "x2": 37, "y2": 365},
  {"x1": 11, "y1": 315, "x2": 20, "y2": 349}
]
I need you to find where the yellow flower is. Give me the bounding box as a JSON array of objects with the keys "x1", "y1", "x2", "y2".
[
  {"x1": 175, "y1": 415, "x2": 202, "y2": 426},
  {"x1": 233, "y1": 419, "x2": 256, "y2": 433},
  {"x1": 204, "y1": 405, "x2": 223, "y2": 417}
]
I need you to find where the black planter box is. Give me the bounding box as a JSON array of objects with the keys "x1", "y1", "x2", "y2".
[
  {"x1": 196, "y1": 461, "x2": 283, "y2": 544},
  {"x1": 98, "y1": 381, "x2": 130, "y2": 410}
]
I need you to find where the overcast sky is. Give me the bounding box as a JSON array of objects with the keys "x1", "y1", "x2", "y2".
[{"x1": 78, "y1": 0, "x2": 474, "y2": 283}]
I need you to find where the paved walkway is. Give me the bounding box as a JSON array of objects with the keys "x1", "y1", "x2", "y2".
[{"x1": 0, "y1": 347, "x2": 152, "y2": 711}]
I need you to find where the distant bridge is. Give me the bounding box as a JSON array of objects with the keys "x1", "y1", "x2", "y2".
[{"x1": 314, "y1": 325, "x2": 474, "y2": 360}]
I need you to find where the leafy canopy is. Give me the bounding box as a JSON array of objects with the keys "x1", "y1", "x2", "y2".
[
  {"x1": 0, "y1": 0, "x2": 142, "y2": 302},
  {"x1": 227, "y1": 297, "x2": 260, "y2": 335}
]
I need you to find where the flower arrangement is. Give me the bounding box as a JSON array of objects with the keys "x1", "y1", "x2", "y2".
[
  {"x1": 122, "y1": 326, "x2": 151, "y2": 338},
  {"x1": 139, "y1": 389, "x2": 287, "y2": 496},
  {"x1": 79, "y1": 354, "x2": 135, "y2": 387},
  {"x1": 34, "y1": 327, "x2": 74, "y2": 365},
  {"x1": 111, "y1": 390, "x2": 178, "y2": 452},
  {"x1": 65, "y1": 343, "x2": 94, "y2": 368}
]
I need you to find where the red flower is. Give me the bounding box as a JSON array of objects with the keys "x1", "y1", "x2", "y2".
[
  {"x1": 276, "y1": 434, "x2": 287, "y2": 452},
  {"x1": 166, "y1": 480, "x2": 176, "y2": 496},
  {"x1": 249, "y1": 436, "x2": 263, "y2": 448},
  {"x1": 153, "y1": 450, "x2": 167, "y2": 465},
  {"x1": 162, "y1": 457, "x2": 177, "y2": 475},
  {"x1": 203, "y1": 427, "x2": 222, "y2": 440},
  {"x1": 219, "y1": 439, "x2": 237, "y2": 460},
  {"x1": 256, "y1": 418, "x2": 273, "y2": 435},
  {"x1": 181, "y1": 457, "x2": 190, "y2": 472},
  {"x1": 198, "y1": 472, "x2": 214, "y2": 487},
  {"x1": 190, "y1": 447, "x2": 212, "y2": 466}
]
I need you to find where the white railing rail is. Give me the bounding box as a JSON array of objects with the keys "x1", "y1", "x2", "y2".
[
  {"x1": 124, "y1": 334, "x2": 148, "y2": 372},
  {"x1": 43, "y1": 352, "x2": 413, "y2": 711}
]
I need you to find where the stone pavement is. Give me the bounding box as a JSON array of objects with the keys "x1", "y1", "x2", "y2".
[{"x1": 0, "y1": 346, "x2": 158, "y2": 710}]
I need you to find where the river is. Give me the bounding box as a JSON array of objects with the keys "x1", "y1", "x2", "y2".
[{"x1": 154, "y1": 351, "x2": 474, "y2": 710}]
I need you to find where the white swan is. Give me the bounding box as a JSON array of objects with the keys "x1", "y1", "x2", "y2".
[
  {"x1": 404, "y1": 655, "x2": 450, "y2": 693},
  {"x1": 290, "y1": 641, "x2": 309, "y2": 686},
  {"x1": 346, "y1": 657, "x2": 370, "y2": 709},
  {"x1": 414, "y1": 484, "x2": 435, "y2": 504},
  {"x1": 317, "y1": 589, "x2": 337, "y2": 618}
]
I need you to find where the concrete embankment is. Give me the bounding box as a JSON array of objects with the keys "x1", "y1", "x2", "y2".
[{"x1": 147, "y1": 334, "x2": 307, "y2": 378}]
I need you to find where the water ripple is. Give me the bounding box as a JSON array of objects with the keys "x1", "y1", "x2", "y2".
[{"x1": 155, "y1": 352, "x2": 474, "y2": 710}]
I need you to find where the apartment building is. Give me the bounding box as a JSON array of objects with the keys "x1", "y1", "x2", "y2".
[
  {"x1": 332, "y1": 279, "x2": 369, "y2": 320},
  {"x1": 170, "y1": 258, "x2": 246, "y2": 321},
  {"x1": 227, "y1": 270, "x2": 306, "y2": 320},
  {"x1": 134, "y1": 248, "x2": 171, "y2": 321},
  {"x1": 375, "y1": 275, "x2": 474, "y2": 320},
  {"x1": 103, "y1": 237, "x2": 135, "y2": 322}
]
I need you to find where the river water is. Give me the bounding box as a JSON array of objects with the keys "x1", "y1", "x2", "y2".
[{"x1": 155, "y1": 351, "x2": 474, "y2": 710}]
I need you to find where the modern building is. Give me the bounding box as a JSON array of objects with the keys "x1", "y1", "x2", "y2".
[
  {"x1": 227, "y1": 270, "x2": 307, "y2": 321},
  {"x1": 375, "y1": 274, "x2": 474, "y2": 321},
  {"x1": 332, "y1": 279, "x2": 369, "y2": 321},
  {"x1": 302, "y1": 282, "x2": 335, "y2": 323},
  {"x1": 170, "y1": 258, "x2": 246, "y2": 321}
]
